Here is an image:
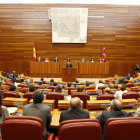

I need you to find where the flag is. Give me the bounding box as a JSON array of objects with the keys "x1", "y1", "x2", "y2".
[
  {"x1": 33, "y1": 43, "x2": 36, "y2": 62},
  {"x1": 102, "y1": 43, "x2": 106, "y2": 62}
]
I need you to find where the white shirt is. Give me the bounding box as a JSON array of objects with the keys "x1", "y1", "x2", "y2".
[
  {"x1": 15, "y1": 82, "x2": 20, "y2": 87},
  {"x1": 96, "y1": 83, "x2": 105, "y2": 89},
  {"x1": 114, "y1": 90, "x2": 127, "y2": 99}
]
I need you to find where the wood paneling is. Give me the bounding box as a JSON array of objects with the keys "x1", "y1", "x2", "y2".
[{"x1": 0, "y1": 4, "x2": 140, "y2": 77}]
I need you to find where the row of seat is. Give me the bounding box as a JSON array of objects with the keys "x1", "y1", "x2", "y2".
[{"x1": 2, "y1": 116, "x2": 140, "y2": 140}]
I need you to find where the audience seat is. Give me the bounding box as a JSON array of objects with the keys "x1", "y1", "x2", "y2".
[
  {"x1": 23, "y1": 92, "x2": 34, "y2": 103},
  {"x1": 72, "y1": 93, "x2": 90, "y2": 109},
  {"x1": 3, "y1": 91, "x2": 19, "y2": 98},
  {"x1": 1, "y1": 116, "x2": 54, "y2": 140},
  {"x1": 46, "y1": 92, "x2": 64, "y2": 109},
  {"x1": 114, "y1": 84, "x2": 118, "y2": 89},
  {"x1": 64, "y1": 87, "x2": 76, "y2": 95},
  {"x1": 3, "y1": 82, "x2": 14, "y2": 86},
  {"x1": 34, "y1": 85, "x2": 44, "y2": 90},
  {"x1": 125, "y1": 83, "x2": 134, "y2": 88},
  {"x1": 97, "y1": 94, "x2": 115, "y2": 101},
  {"x1": 105, "y1": 117, "x2": 140, "y2": 140},
  {"x1": 84, "y1": 86, "x2": 95, "y2": 90},
  {"x1": 17, "y1": 84, "x2": 28, "y2": 88},
  {"x1": 21, "y1": 88, "x2": 29, "y2": 93},
  {"x1": 48, "y1": 86, "x2": 56, "y2": 92},
  {"x1": 122, "y1": 92, "x2": 139, "y2": 100},
  {"x1": 55, "y1": 119, "x2": 102, "y2": 140},
  {"x1": 98, "y1": 86, "x2": 109, "y2": 93}
]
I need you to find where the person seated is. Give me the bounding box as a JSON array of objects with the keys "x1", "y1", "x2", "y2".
[
  {"x1": 114, "y1": 84, "x2": 127, "y2": 99},
  {"x1": 67, "y1": 82, "x2": 71, "y2": 87},
  {"x1": 9, "y1": 85, "x2": 16, "y2": 91},
  {"x1": 110, "y1": 79, "x2": 116, "y2": 85},
  {"x1": 37, "y1": 57, "x2": 41, "y2": 62},
  {"x1": 90, "y1": 58, "x2": 94, "y2": 62},
  {"x1": 50, "y1": 79, "x2": 54, "y2": 83},
  {"x1": 96, "y1": 79, "x2": 104, "y2": 89},
  {"x1": 15, "y1": 79, "x2": 21, "y2": 87},
  {"x1": 23, "y1": 90, "x2": 52, "y2": 140},
  {"x1": 66, "y1": 62, "x2": 73, "y2": 68},
  {"x1": 105, "y1": 87, "x2": 111, "y2": 94},
  {"x1": 97, "y1": 99, "x2": 129, "y2": 140},
  {"x1": 20, "y1": 75, "x2": 24, "y2": 82},
  {"x1": 54, "y1": 57, "x2": 59, "y2": 62},
  {"x1": 98, "y1": 58, "x2": 103, "y2": 63},
  {"x1": 59, "y1": 97, "x2": 89, "y2": 123},
  {"x1": 0, "y1": 91, "x2": 9, "y2": 137},
  {"x1": 123, "y1": 79, "x2": 128, "y2": 84},
  {"x1": 55, "y1": 85, "x2": 62, "y2": 93},
  {"x1": 81, "y1": 58, "x2": 86, "y2": 62},
  {"x1": 135, "y1": 64, "x2": 139, "y2": 77},
  {"x1": 73, "y1": 80, "x2": 81, "y2": 87},
  {"x1": 67, "y1": 58, "x2": 71, "y2": 62},
  {"x1": 77, "y1": 86, "x2": 84, "y2": 92},
  {"x1": 53, "y1": 82, "x2": 58, "y2": 86},
  {"x1": 110, "y1": 84, "x2": 114, "y2": 89},
  {"x1": 45, "y1": 58, "x2": 49, "y2": 62},
  {"x1": 29, "y1": 85, "x2": 35, "y2": 92},
  {"x1": 41, "y1": 78, "x2": 46, "y2": 84},
  {"x1": 26, "y1": 79, "x2": 32, "y2": 87},
  {"x1": 85, "y1": 81, "x2": 90, "y2": 87}
]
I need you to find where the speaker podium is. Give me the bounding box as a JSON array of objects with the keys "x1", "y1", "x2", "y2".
[{"x1": 62, "y1": 68, "x2": 77, "y2": 82}]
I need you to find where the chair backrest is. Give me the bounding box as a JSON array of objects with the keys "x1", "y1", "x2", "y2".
[
  {"x1": 58, "y1": 119, "x2": 102, "y2": 140},
  {"x1": 72, "y1": 93, "x2": 90, "y2": 109},
  {"x1": 125, "y1": 83, "x2": 134, "y2": 88},
  {"x1": 97, "y1": 94, "x2": 115, "y2": 101},
  {"x1": 17, "y1": 84, "x2": 28, "y2": 88},
  {"x1": 64, "y1": 87, "x2": 76, "y2": 95},
  {"x1": 84, "y1": 86, "x2": 95, "y2": 90},
  {"x1": 114, "y1": 84, "x2": 118, "y2": 89},
  {"x1": 122, "y1": 92, "x2": 139, "y2": 100},
  {"x1": 21, "y1": 88, "x2": 29, "y2": 93},
  {"x1": 1, "y1": 116, "x2": 44, "y2": 140},
  {"x1": 98, "y1": 86, "x2": 108, "y2": 90},
  {"x1": 3, "y1": 91, "x2": 19, "y2": 98},
  {"x1": 4, "y1": 82, "x2": 14, "y2": 86},
  {"x1": 48, "y1": 86, "x2": 56, "y2": 92},
  {"x1": 105, "y1": 117, "x2": 140, "y2": 140},
  {"x1": 23, "y1": 92, "x2": 34, "y2": 103},
  {"x1": 46, "y1": 92, "x2": 64, "y2": 109},
  {"x1": 34, "y1": 85, "x2": 44, "y2": 90}
]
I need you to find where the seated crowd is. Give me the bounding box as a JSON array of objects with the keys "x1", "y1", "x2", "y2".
[{"x1": 0, "y1": 72, "x2": 140, "y2": 139}]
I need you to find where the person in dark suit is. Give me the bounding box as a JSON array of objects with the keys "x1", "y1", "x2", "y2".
[
  {"x1": 67, "y1": 58, "x2": 71, "y2": 62},
  {"x1": 98, "y1": 58, "x2": 103, "y2": 63},
  {"x1": 66, "y1": 62, "x2": 73, "y2": 68},
  {"x1": 37, "y1": 57, "x2": 41, "y2": 62},
  {"x1": 59, "y1": 97, "x2": 90, "y2": 123},
  {"x1": 97, "y1": 99, "x2": 129, "y2": 140},
  {"x1": 23, "y1": 90, "x2": 52, "y2": 140},
  {"x1": 54, "y1": 57, "x2": 59, "y2": 62},
  {"x1": 90, "y1": 58, "x2": 94, "y2": 62}
]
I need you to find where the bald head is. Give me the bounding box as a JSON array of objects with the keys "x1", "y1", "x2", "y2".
[
  {"x1": 70, "y1": 97, "x2": 81, "y2": 110},
  {"x1": 111, "y1": 99, "x2": 123, "y2": 111}
]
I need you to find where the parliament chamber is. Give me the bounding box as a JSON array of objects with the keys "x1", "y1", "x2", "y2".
[{"x1": 0, "y1": 1, "x2": 140, "y2": 140}]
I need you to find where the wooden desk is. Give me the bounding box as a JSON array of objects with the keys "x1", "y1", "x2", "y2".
[
  {"x1": 29, "y1": 99, "x2": 55, "y2": 110},
  {"x1": 2, "y1": 97, "x2": 28, "y2": 108},
  {"x1": 121, "y1": 99, "x2": 138, "y2": 109},
  {"x1": 78, "y1": 62, "x2": 109, "y2": 78},
  {"x1": 87, "y1": 100, "x2": 111, "y2": 110},
  {"x1": 29, "y1": 61, "x2": 60, "y2": 77}
]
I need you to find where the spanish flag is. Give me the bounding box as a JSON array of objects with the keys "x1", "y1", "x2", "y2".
[
  {"x1": 102, "y1": 43, "x2": 106, "y2": 62},
  {"x1": 33, "y1": 43, "x2": 36, "y2": 61}
]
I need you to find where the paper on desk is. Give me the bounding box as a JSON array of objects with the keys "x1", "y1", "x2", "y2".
[
  {"x1": 65, "y1": 96, "x2": 71, "y2": 100},
  {"x1": 7, "y1": 107, "x2": 18, "y2": 114}
]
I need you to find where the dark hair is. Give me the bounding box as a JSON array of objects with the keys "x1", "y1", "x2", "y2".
[
  {"x1": 29, "y1": 85, "x2": 35, "y2": 92},
  {"x1": 75, "y1": 80, "x2": 79, "y2": 83},
  {"x1": 0, "y1": 91, "x2": 2, "y2": 116},
  {"x1": 53, "y1": 82, "x2": 57, "y2": 86},
  {"x1": 123, "y1": 79, "x2": 128, "y2": 84},
  {"x1": 67, "y1": 82, "x2": 71, "y2": 87},
  {"x1": 120, "y1": 84, "x2": 126, "y2": 91},
  {"x1": 9, "y1": 85, "x2": 16, "y2": 91},
  {"x1": 111, "y1": 99, "x2": 123, "y2": 111},
  {"x1": 85, "y1": 81, "x2": 90, "y2": 86},
  {"x1": 41, "y1": 78, "x2": 44, "y2": 81},
  {"x1": 77, "y1": 86, "x2": 84, "y2": 92},
  {"x1": 33, "y1": 90, "x2": 44, "y2": 104},
  {"x1": 50, "y1": 79, "x2": 54, "y2": 83},
  {"x1": 38, "y1": 81, "x2": 43, "y2": 85},
  {"x1": 55, "y1": 85, "x2": 62, "y2": 93},
  {"x1": 99, "y1": 79, "x2": 104, "y2": 83}
]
